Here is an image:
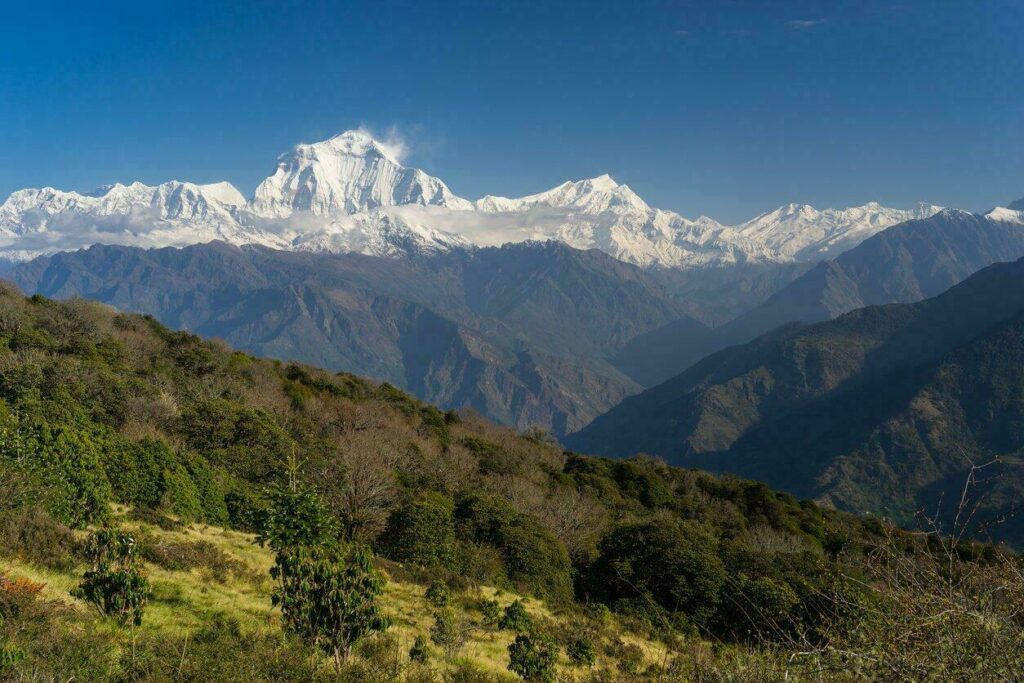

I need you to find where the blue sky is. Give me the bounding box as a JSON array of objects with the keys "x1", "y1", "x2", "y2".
[{"x1": 1, "y1": 0, "x2": 1021, "y2": 223}]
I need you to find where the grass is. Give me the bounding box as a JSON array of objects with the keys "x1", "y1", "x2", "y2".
[{"x1": 0, "y1": 508, "x2": 674, "y2": 681}]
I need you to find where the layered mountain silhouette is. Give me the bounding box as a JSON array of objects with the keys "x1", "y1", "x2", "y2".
[
  {"x1": 11, "y1": 240, "x2": 692, "y2": 436},
  {"x1": 568, "y1": 256, "x2": 1024, "y2": 545},
  {"x1": 613, "y1": 208, "x2": 1024, "y2": 386}
]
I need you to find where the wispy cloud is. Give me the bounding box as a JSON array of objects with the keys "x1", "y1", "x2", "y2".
[
  {"x1": 788, "y1": 18, "x2": 828, "y2": 30},
  {"x1": 672, "y1": 29, "x2": 691, "y2": 38},
  {"x1": 356, "y1": 124, "x2": 409, "y2": 164}
]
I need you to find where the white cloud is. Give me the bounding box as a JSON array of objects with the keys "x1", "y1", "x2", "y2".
[{"x1": 788, "y1": 18, "x2": 828, "y2": 30}]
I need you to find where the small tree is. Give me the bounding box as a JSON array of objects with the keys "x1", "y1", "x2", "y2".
[
  {"x1": 508, "y1": 633, "x2": 558, "y2": 682},
  {"x1": 566, "y1": 637, "x2": 596, "y2": 667},
  {"x1": 409, "y1": 635, "x2": 429, "y2": 664},
  {"x1": 271, "y1": 544, "x2": 390, "y2": 669},
  {"x1": 425, "y1": 580, "x2": 451, "y2": 608},
  {"x1": 257, "y1": 484, "x2": 338, "y2": 552},
  {"x1": 71, "y1": 528, "x2": 150, "y2": 627},
  {"x1": 499, "y1": 599, "x2": 532, "y2": 632},
  {"x1": 429, "y1": 608, "x2": 471, "y2": 657}
]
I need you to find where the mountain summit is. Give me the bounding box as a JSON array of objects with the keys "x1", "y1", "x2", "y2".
[
  {"x1": 0, "y1": 128, "x2": 941, "y2": 267},
  {"x1": 250, "y1": 129, "x2": 472, "y2": 216}
]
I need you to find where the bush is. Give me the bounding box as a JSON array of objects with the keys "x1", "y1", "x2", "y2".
[
  {"x1": 455, "y1": 495, "x2": 572, "y2": 603},
  {"x1": 430, "y1": 608, "x2": 469, "y2": 657},
  {"x1": 379, "y1": 493, "x2": 458, "y2": 569},
  {"x1": 479, "y1": 598, "x2": 502, "y2": 627},
  {"x1": 499, "y1": 600, "x2": 532, "y2": 633},
  {"x1": 71, "y1": 528, "x2": 151, "y2": 627},
  {"x1": 409, "y1": 634, "x2": 429, "y2": 664},
  {"x1": 507, "y1": 633, "x2": 558, "y2": 682},
  {"x1": 590, "y1": 517, "x2": 726, "y2": 630},
  {"x1": 271, "y1": 544, "x2": 389, "y2": 669},
  {"x1": 426, "y1": 580, "x2": 452, "y2": 608},
  {"x1": 566, "y1": 637, "x2": 596, "y2": 666}
]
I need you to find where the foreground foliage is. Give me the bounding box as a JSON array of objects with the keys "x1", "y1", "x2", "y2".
[{"x1": 0, "y1": 285, "x2": 1023, "y2": 680}]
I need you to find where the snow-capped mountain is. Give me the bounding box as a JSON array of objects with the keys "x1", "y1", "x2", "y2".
[
  {"x1": 0, "y1": 128, "x2": 946, "y2": 267},
  {"x1": 733, "y1": 201, "x2": 942, "y2": 260},
  {"x1": 250, "y1": 130, "x2": 472, "y2": 216}
]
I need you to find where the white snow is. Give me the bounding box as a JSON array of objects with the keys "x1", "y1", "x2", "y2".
[{"x1": 0, "y1": 129, "x2": 953, "y2": 268}]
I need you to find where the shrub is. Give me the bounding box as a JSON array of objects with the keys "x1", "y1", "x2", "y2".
[
  {"x1": 379, "y1": 493, "x2": 458, "y2": 569},
  {"x1": 590, "y1": 517, "x2": 726, "y2": 630},
  {"x1": 499, "y1": 600, "x2": 532, "y2": 633},
  {"x1": 71, "y1": 528, "x2": 151, "y2": 627},
  {"x1": 271, "y1": 544, "x2": 389, "y2": 669},
  {"x1": 455, "y1": 495, "x2": 572, "y2": 603},
  {"x1": 426, "y1": 580, "x2": 452, "y2": 608},
  {"x1": 507, "y1": 633, "x2": 558, "y2": 682},
  {"x1": 430, "y1": 608, "x2": 470, "y2": 657},
  {"x1": 258, "y1": 484, "x2": 338, "y2": 552},
  {"x1": 409, "y1": 634, "x2": 429, "y2": 664},
  {"x1": 566, "y1": 637, "x2": 596, "y2": 666},
  {"x1": 479, "y1": 598, "x2": 502, "y2": 627}
]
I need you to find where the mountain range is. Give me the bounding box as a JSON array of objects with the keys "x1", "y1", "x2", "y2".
[
  {"x1": 568, "y1": 255, "x2": 1024, "y2": 545},
  {"x1": 11, "y1": 239, "x2": 693, "y2": 436},
  {"x1": 0, "y1": 129, "x2": 942, "y2": 269},
  {"x1": 612, "y1": 205, "x2": 1024, "y2": 386}
]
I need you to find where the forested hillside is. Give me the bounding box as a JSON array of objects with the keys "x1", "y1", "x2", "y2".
[
  {"x1": 571, "y1": 257, "x2": 1024, "y2": 547},
  {"x1": 1, "y1": 282, "x2": 1023, "y2": 680}
]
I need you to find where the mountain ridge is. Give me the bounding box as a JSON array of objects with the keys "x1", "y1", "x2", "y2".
[{"x1": 0, "y1": 129, "x2": 941, "y2": 269}]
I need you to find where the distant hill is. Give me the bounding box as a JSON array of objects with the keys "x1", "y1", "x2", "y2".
[
  {"x1": 11, "y1": 240, "x2": 690, "y2": 437},
  {"x1": 613, "y1": 208, "x2": 1024, "y2": 387},
  {"x1": 568, "y1": 257, "x2": 1024, "y2": 545}
]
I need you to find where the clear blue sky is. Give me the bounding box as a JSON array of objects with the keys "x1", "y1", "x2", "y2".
[{"x1": 1, "y1": 0, "x2": 1022, "y2": 223}]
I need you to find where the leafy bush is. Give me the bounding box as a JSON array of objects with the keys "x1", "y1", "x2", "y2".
[
  {"x1": 379, "y1": 492, "x2": 458, "y2": 569},
  {"x1": 507, "y1": 633, "x2": 557, "y2": 682},
  {"x1": 426, "y1": 580, "x2": 452, "y2": 608},
  {"x1": 455, "y1": 495, "x2": 572, "y2": 603},
  {"x1": 271, "y1": 544, "x2": 390, "y2": 668},
  {"x1": 499, "y1": 600, "x2": 532, "y2": 633},
  {"x1": 566, "y1": 637, "x2": 596, "y2": 666},
  {"x1": 71, "y1": 528, "x2": 151, "y2": 626}
]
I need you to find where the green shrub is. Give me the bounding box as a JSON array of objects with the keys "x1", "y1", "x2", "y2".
[
  {"x1": 71, "y1": 528, "x2": 151, "y2": 627},
  {"x1": 271, "y1": 544, "x2": 389, "y2": 668},
  {"x1": 409, "y1": 634, "x2": 429, "y2": 664},
  {"x1": 455, "y1": 495, "x2": 572, "y2": 603},
  {"x1": 507, "y1": 633, "x2": 557, "y2": 682},
  {"x1": 430, "y1": 608, "x2": 469, "y2": 657},
  {"x1": 566, "y1": 637, "x2": 596, "y2": 666},
  {"x1": 379, "y1": 493, "x2": 458, "y2": 569},
  {"x1": 499, "y1": 600, "x2": 532, "y2": 633},
  {"x1": 590, "y1": 517, "x2": 725, "y2": 630},
  {"x1": 426, "y1": 580, "x2": 452, "y2": 608}
]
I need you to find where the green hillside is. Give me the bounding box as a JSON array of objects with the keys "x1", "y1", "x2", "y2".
[{"x1": 1, "y1": 282, "x2": 1023, "y2": 680}]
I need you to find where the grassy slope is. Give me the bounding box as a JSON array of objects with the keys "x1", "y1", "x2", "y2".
[{"x1": 1, "y1": 506, "x2": 667, "y2": 681}]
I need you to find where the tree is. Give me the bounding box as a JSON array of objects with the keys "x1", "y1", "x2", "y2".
[
  {"x1": 271, "y1": 544, "x2": 390, "y2": 669},
  {"x1": 257, "y1": 484, "x2": 338, "y2": 552},
  {"x1": 566, "y1": 637, "x2": 596, "y2": 667},
  {"x1": 71, "y1": 528, "x2": 151, "y2": 627},
  {"x1": 378, "y1": 492, "x2": 457, "y2": 569},
  {"x1": 508, "y1": 633, "x2": 558, "y2": 682},
  {"x1": 429, "y1": 608, "x2": 471, "y2": 657},
  {"x1": 499, "y1": 599, "x2": 532, "y2": 632}
]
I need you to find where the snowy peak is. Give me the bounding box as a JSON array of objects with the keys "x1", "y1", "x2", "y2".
[
  {"x1": 250, "y1": 129, "x2": 472, "y2": 217},
  {"x1": 735, "y1": 201, "x2": 943, "y2": 260},
  {"x1": 476, "y1": 174, "x2": 649, "y2": 214}
]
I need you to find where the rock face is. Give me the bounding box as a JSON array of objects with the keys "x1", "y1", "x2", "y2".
[
  {"x1": 0, "y1": 129, "x2": 940, "y2": 268},
  {"x1": 567, "y1": 256, "x2": 1024, "y2": 546}
]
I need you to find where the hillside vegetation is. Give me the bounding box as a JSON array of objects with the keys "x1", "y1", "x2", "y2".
[
  {"x1": 1, "y1": 282, "x2": 1023, "y2": 680},
  {"x1": 570, "y1": 257, "x2": 1024, "y2": 547}
]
